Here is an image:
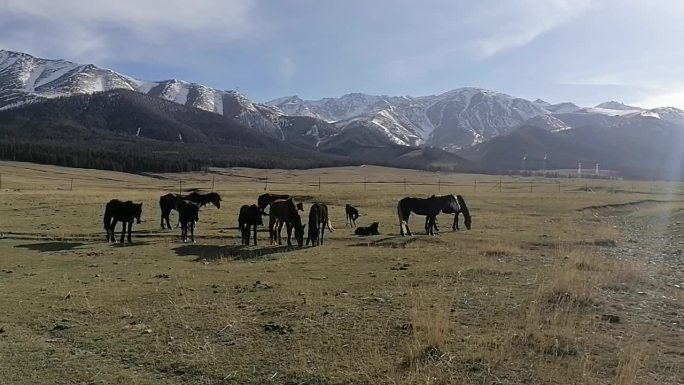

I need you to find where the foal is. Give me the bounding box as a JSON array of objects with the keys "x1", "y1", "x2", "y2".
[
  {"x1": 345, "y1": 204, "x2": 359, "y2": 227},
  {"x1": 103, "y1": 199, "x2": 143, "y2": 244},
  {"x1": 177, "y1": 200, "x2": 199, "y2": 243},
  {"x1": 238, "y1": 204, "x2": 263, "y2": 245},
  {"x1": 307, "y1": 203, "x2": 333, "y2": 247}
]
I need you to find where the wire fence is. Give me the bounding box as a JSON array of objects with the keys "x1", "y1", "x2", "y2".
[{"x1": 1, "y1": 168, "x2": 683, "y2": 197}]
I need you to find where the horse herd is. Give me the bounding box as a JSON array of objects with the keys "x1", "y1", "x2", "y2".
[{"x1": 102, "y1": 191, "x2": 472, "y2": 247}]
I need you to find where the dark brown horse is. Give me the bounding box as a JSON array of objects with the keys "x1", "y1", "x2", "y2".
[
  {"x1": 238, "y1": 204, "x2": 263, "y2": 245},
  {"x1": 345, "y1": 204, "x2": 359, "y2": 227},
  {"x1": 307, "y1": 203, "x2": 333, "y2": 247},
  {"x1": 159, "y1": 192, "x2": 221, "y2": 229},
  {"x1": 177, "y1": 200, "x2": 199, "y2": 243},
  {"x1": 397, "y1": 195, "x2": 461, "y2": 236},
  {"x1": 257, "y1": 193, "x2": 303, "y2": 214},
  {"x1": 269, "y1": 198, "x2": 306, "y2": 247},
  {"x1": 355, "y1": 222, "x2": 380, "y2": 236},
  {"x1": 103, "y1": 199, "x2": 142, "y2": 244}
]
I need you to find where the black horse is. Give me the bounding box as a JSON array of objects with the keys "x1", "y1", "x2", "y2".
[
  {"x1": 355, "y1": 222, "x2": 379, "y2": 236},
  {"x1": 345, "y1": 204, "x2": 359, "y2": 227},
  {"x1": 307, "y1": 203, "x2": 333, "y2": 247},
  {"x1": 397, "y1": 195, "x2": 461, "y2": 236},
  {"x1": 257, "y1": 193, "x2": 303, "y2": 214},
  {"x1": 159, "y1": 192, "x2": 221, "y2": 229},
  {"x1": 177, "y1": 200, "x2": 200, "y2": 243},
  {"x1": 436, "y1": 195, "x2": 472, "y2": 231},
  {"x1": 238, "y1": 204, "x2": 263, "y2": 245},
  {"x1": 269, "y1": 198, "x2": 306, "y2": 247},
  {"x1": 103, "y1": 199, "x2": 142, "y2": 244}
]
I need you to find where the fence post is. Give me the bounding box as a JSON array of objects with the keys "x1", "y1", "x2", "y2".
[
  {"x1": 265, "y1": 178, "x2": 268, "y2": 191},
  {"x1": 530, "y1": 181, "x2": 533, "y2": 193},
  {"x1": 364, "y1": 176, "x2": 367, "y2": 192},
  {"x1": 438, "y1": 179, "x2": 441, "y2": 193},
  {"x1": 558, "y1": 181, "x2": 561, "y2": 193},
  {"x1": 70, "y1": 178, "x2": 73, "y2": 191},
  {"x1": 473, "y1": 180, "x2": 477, "y2": 193},
  {"x1": 404, "y1": 178, "x2": 406, "y2": 192},
  {"x1": 179, "y1": 179, "x2": 182, "y2": 194},
  {"x1": 499, "y1": 180, "x2": 502, "y2": 193},
  {"x1": 211, "y1": 175, "x2": 215, "y2": 191},
  {"x1": 318, "y1": 175, "x2": 321, "y2": 191}
]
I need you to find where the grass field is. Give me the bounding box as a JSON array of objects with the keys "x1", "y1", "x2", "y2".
[{"x1": 0, "y1": 161, "x2": 683, "y2": 384}]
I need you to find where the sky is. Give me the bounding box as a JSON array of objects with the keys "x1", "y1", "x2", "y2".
[{"x1": 1, "y1": 0, "x2": 684, "y2": 108}]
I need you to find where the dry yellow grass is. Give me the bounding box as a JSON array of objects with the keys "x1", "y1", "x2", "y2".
[{"x1": 0, "y1": 161, "x2": 682, "y2": 384}]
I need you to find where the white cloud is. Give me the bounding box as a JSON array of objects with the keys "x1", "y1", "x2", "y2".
[
  {"x1": 633, "y1": 90, "x2": 684, "y2": 109},
  {"x1": 0, "y1": 0, "x2": 258, "y2": 63},
  {"x1": 472, "y1": 0, "x2": 595, "y2": 57}
]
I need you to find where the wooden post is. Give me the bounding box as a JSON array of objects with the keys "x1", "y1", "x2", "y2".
[
  {"x1": 499, "y1": 180, "x2": 502, "y2": 193},
  {"x1": 211, "y1": 175, "x2": 215, "y2": 191},
  {"x1": 403, "y1": 178, "x2": 406, "y2": 192},
  {"x1": 364, "y1": 176, "x2": 367, "y2": 192},
  {"x1": 473, "y1": 180, "x2": 477, "y2": 193},
  {"x1": 530, "y1": 181, "x2": 533, "y2": 193},
  {"x1": 558, "y1": 181, "x2": 561, "y2": 193},
  {"x1": 70, "y1": 178, "x2": 73, "y2": 191},
  {"x1": 438, "y1": 179, "x2": 441, "y2": 193},
  {"x1": 265, "y1": 178, "x2": 268, "y2": 191},
  {"x1": 318, "y1": 175, "x2": 321, "y2": 191},
  {"x1": 179, "y1": 179, "x2": 182, "y2": 194}
]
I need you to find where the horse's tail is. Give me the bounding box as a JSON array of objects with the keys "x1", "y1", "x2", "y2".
[
  {"x1": 103, "y1": 202, "x2": 112, "y2": 229},
  {"x1": 397, "y1": 200, "x2": 405, "y2": 235},
  {"x1": 327, "y1": 220, "x2": 335, "y2": 232}
]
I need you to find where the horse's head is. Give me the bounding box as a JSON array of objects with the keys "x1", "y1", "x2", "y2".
[
  {"x1": 210, "y1": 193, "x2": 221, "y2": 209},
  {"x1": 252, "y1": 205, "x2": 264, "y2": 226},
  {"x1": 296, "y1": 202, "x2": 304, "y2": 212},
  {"x1": 135, "y1": 203, "x2": 143, "y2": 224},
  {"x1": 464, "y1": 215, "x2": 472, "y2": 230},
  {"x1": 294, "y1": 223, "x2": 306, "y2": 247}
]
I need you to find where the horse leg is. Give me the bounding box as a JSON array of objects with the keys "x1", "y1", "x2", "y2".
[
  {"x1": 252, "y1": 224, "x2": 257, "y2": 246},
  {"x1": 190, "y1": 221, "x2": 195, "y2": 243},
  {"x1": 277, "y1": 222, "x2": 284, "y2": 245},
  {"x1": 453, "y1": 213, "x2": 459, "y2": 231},
  {"x1": 127, "y1": 221, "x2": 134, "y2": 243},
  {"x1": 286, "y1": 223, "x2": 293, "y2": 246},
  {"x1": 320, "y1": 222, "x2": 325, "y2": 246}
]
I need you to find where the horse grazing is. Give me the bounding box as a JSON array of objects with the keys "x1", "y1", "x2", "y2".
[
  {"x1": 159, "y1": 192, "x2": 221, "y2": 229},
  {"x1": 238, "y1": 204, "x2": 263, "y2": 245},
  {"x1": 345, "y1": 204, "x2": 359, "y2": 227},
  {"x1": 307, "y1": 203, "x2": 333, "y2": 247},
  {"x1": 177, "y1": 200, "x2": 200, "y2": 243},
  {"x1": 269, "y1": 198, "x2": 306, "y2": 247},
  {"x1": 437, "y1": 195, "x2": 472, "y2": 231},
  {"x1": 103, "y1": 199, "x2": 142, "y2": 244},
  {"x1": 257, "y1": 193, "x2": 303, "y2": 213},
  {"x1": 355, "y1": 222, "x2": 380, "y2": 236},
  {"x1": 397, "y1": 195, "x2": 461, "y2": 236}
]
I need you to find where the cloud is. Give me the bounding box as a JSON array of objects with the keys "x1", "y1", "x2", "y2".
[
  {"x1": 633, "y1": 90, "x2": 684, "y2": 109},
  {"x1": 472, "y1": 0, "x2": 595, "y2": 57},
  {"x1": 0, "y1": 0, "x2": 258, "y2": 63}
]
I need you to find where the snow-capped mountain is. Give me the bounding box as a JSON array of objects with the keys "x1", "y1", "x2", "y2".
[
  {"x1": 269, "y1": 87, "x2": 547, "y2": 149},
  {"x1": 3, "y1": 49, "x2": 684, "y2": 156},
  {"x1": 0, "y1": 49, "x2": 290, "y2": 138}
]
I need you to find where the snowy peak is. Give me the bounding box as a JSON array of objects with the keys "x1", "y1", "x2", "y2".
[{"x1": 595, "y1": 101, "x2": 643, "y2": 111}]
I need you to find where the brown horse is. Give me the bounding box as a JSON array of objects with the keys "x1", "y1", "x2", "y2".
[
  {"x1": 269, "y1": 198, "x2": 306, "y2": 247},
  {"x1": 345, "y1": 204, "x2": 359, "y2": 227},
  {"x1": 397, "y1": 195, "x2": 461, "y2": 236},
  {"x1": 238, "y1": 204, "x2": 263, "y2": 245},
  {"x1": 307, "y1": 203, "x2": 333, "y2": 247}
]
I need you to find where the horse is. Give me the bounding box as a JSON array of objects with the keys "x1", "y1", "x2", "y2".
[
  {"x1": 159, "y1": 192, "x2": 221, "y2": 229},
  {"x1": 345, "y1": 204, "x2": 359, "y2": 227},
  {"x1": 238, "y1": 204, "x2": 263, "y2": 245},
  {"x1": 436, "y1": 195, "x2": 472, "y2": 231},
  {"x1": 257, "y1": 193, "x2": 303, "y2": 214},
  {"x1": 355, "y1": 222, "x2": 380, "y2": 236},
  {"x1": 397, "y1": 195, "x2": 461, "y2": 236},
  {"x1": 176, "y1": 200, "x2": 199, "y2": 243},
  {"x1": 307, "y1": 203, "x2": 333, "y2": 247},
  {"x1": 103, "y1": 199, "x2": 142, "y2": 244},
  {"x1": 269, "y1": 198, "x2": 306, "y2": 247}
]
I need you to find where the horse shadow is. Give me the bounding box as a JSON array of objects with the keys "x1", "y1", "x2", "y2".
[
  {"x1": 173, "y1": 244, "x2": 295, "y2": 261},
  {"x1": 15, "y1": 242, "x2": 86, "y2": 253}
]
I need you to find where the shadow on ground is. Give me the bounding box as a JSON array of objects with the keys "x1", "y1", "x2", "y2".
[
  {"x1": 15, "y1": 242, "x2": 86, "y2": 252},
  {"x1": 173, "y1": 244, "x2": 296, "y2": 261}
]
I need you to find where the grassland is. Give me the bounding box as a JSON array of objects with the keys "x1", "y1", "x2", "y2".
[{"x1": 0, "y1": 161, "x2": 682, "y2": 384}]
